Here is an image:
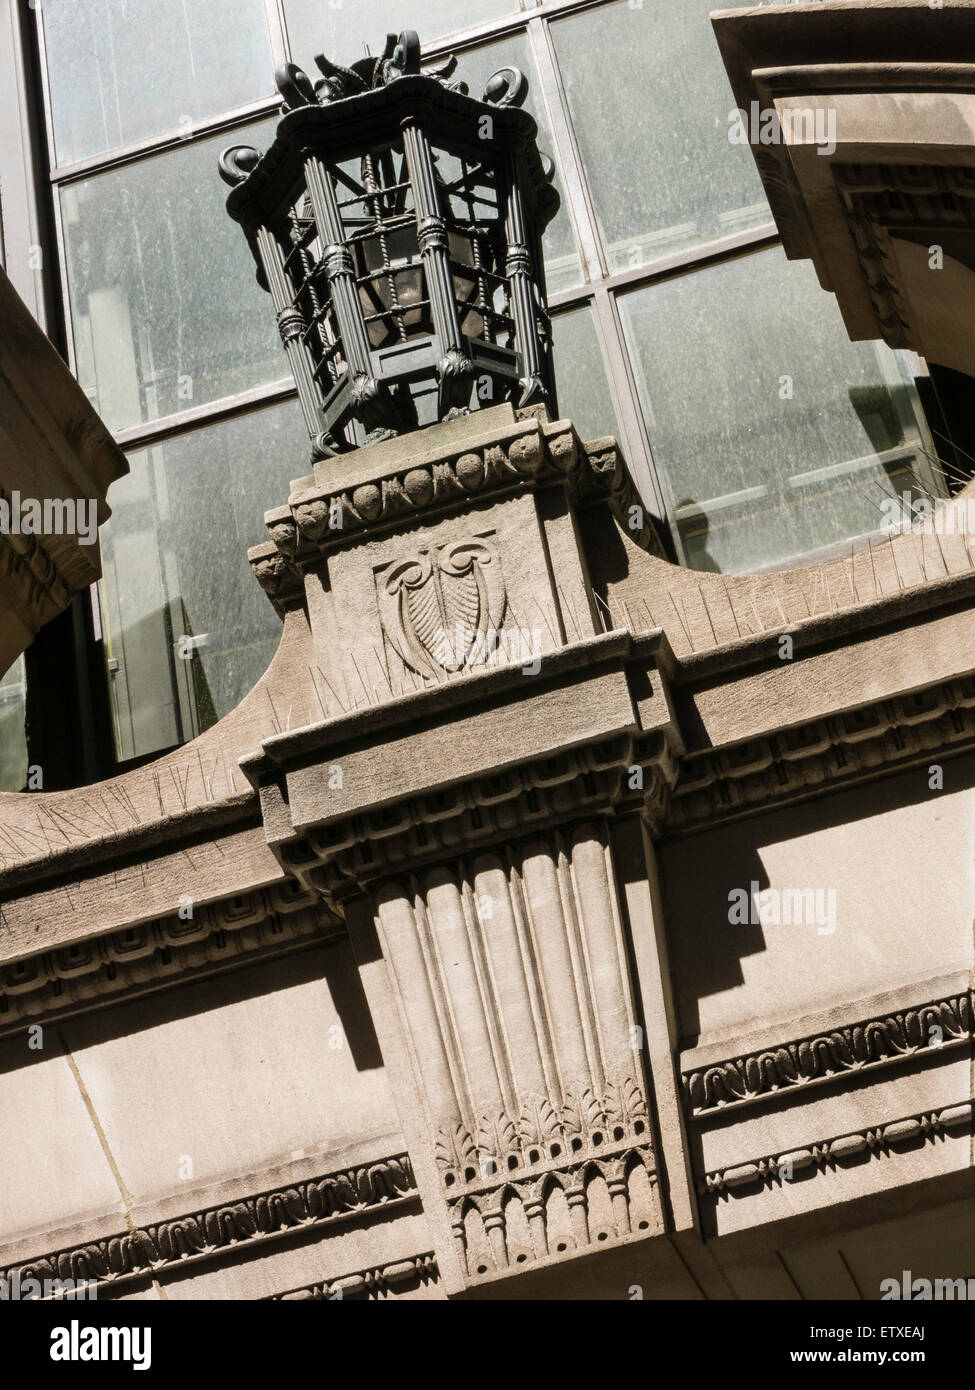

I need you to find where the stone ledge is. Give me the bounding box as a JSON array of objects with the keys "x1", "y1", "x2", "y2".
[
  {"x1": 668, "y1": 670, "x2": 975, "y2": 832},
  {"x1": 1, "y1": 1150, "x2": 418, "y2": 1297},
  {"x1": 682, "y1": 987, "x2": 975, "y2": 1120},
  {"x1": 0, "y1": 878, "x2": 342, "y2": 1036},
  {"x1": 700, "y1": 1099, "x2": 974, "y2": 1198}
]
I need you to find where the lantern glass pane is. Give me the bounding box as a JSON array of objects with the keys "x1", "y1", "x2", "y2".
[
  {"x1": 431, "y1": 143, "x2": 509, "y2": 347},
  {"x1": 330, "y1": 147, "x2": 432, "y2": 351},
  {"x1": 353, "y1": 222, "x2": 432, "y2": 348}
]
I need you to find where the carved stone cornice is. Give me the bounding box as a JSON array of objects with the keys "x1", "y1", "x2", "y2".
[
  {"x1": 830, "y1": 161, "x2": 975, "y2": 355},
  {"x1": 0, "y1": 267, "x2": 128, "y2": 671},
  {"x1": 253, "y1": 414, "x2": 665, "y2": 579},
  {"x1": 832, "y1": 162, "x2": 931, "y2": 349},
  {"x1": 2, "y1": 1154, "x2": 417, "y2": 1294},
  {"x1": 0, "y1": 521, "x2": 73, "y2": 618},
  {"x1": 270, "y1": 1251, "x2": 438, "y2": 1300},
  {"x1": 276, "y1": 729, "x2": 679, "y2": 907},
  {"x1": 699, "y1": 1100, "x2": 974, "y2": 1198},
  {"x1": 683, "y1": 991, "x2": 975, "y2": 1119},
  {"x1": 711, "y1": 1, "x2": 975, "y2": 375},
  {"x1": 0, "y1": 879, "x2": 342, "y2": 1036},
  {"x1": 667, "y1": 672, "x2": 975, "y2": 834}
]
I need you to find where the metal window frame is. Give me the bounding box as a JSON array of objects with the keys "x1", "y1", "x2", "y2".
[
  {"x1": 27, "y1": 0, "x2": 902, "y2": 526},
  {"x1": 0, "y1": 0, "x2": 57, "y2": 329},
  {"x1": 35, "y1": 0, "x2": 783, "y2": 490}
]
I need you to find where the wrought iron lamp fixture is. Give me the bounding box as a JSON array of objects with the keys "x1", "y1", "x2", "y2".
[{"x1": 220, "y1": 31, "x2": 559, "y2": 458}]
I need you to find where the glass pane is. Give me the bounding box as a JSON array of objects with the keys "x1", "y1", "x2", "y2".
[
  {"x1": 41, "y1": 0, "x2": 273, "y2": 166},
  {"x1": 551, "y1": 306, "x2": 619, "y2": 443},
  {"x1": 61, "y1": 125, "x2": 283, "y2": 434},
  {"x1": 551, "y1": 0, "x2": 768, "y2": 273},
  {"x1": 284, "y1": 0, "x2": 520, "y2": 73},
  {"x1": 0, "y1": 658, "x2": 28, "y2": 791},
  {"x1": 97, "y1": 401, "x2": 310, "y2": 762},
  {"x1": 434, "y1": 33, "x2": 582, "y2": 292},
  {"x1": 618, "y1": 248, "x2": 940, "y2": 574}
]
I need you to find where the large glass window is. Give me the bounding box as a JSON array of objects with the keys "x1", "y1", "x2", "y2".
[
  {"x1": 41, "y1": 0, "x2": 273, "y2": 166},
  {"x1": 98, "y1": 402, "x2": 309, "y2": 761},
  {"x1": 283, "y1": 0, "x2": 520, "y2": 73},
  {"x1": 619, "y1": 248, "x2": 940, "y2": 573},
  {"x1": 61, "y1": 124, "x2": 281, "y2": 433},
  {"x1": 0, "y1": 659, "x2": 28, "y2": 792},
  {"x1": 550, "y1": 0, "x2": 769, "y2": 272},
  {"x1": 551, "y1": 306, "x2": 619, "y2": 443}
]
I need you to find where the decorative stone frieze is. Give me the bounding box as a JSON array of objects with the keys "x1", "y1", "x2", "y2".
[
  {"x1": 252, "y1": 410, "x2": 665, "y2": 576},
  {"x1": 0, "y1": 879, "x2": 340, "y2": 1037},
  {"x1": 271, "y1": 1251, "x2": 438, "y2": 1300},
  {"x1": 2, "y1": 1154, "x2": 416, "y2": 1294},
  {"x1": 700, "y1": 1101, "x2": 974, "y2": 1198},
  {"x1": 668, "y1": 673, "x2": 975, "y2": 832},
  {"x1": 683, "y1": 991, "x2": 975, "y2": 1118}
]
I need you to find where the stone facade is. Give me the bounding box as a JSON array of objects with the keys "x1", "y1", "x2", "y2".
[
  {"x1": 0, "y1": 393, "x2": 972, "y2": 1298},
  {"x1": 2, "y1": 0, "x2": 975, "y2": 1301},
  {"x1": 714, "y1": 0, "x2": 975, "y2": 377}
]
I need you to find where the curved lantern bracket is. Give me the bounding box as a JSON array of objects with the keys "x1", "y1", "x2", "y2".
[
  {"x1": 275, "y1": 61, "x2": 319, "y2": 110},
  {"x1": 387, "y1": 29, "x2": 421, "y2": 80},
  {"x1": 312, "y1": 53, "x2": 370, "y2": 102},
  {"x1": 218, "y1": 145, "x2": 260, "y2": 188},
  {"x1": 483, "y1": 67, "x2": 528, "y2": 109}
]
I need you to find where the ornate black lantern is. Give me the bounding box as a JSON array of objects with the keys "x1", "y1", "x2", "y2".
[{"x1": 220, "y1": 31, "x2": 559, "y2": 458}]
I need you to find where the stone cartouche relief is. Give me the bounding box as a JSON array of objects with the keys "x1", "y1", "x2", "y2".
[{"x1": 376, "y1": 534, "x2": 507, "y2": 681}]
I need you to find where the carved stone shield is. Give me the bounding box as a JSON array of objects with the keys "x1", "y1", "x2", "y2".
[{"x1": 379, "y1": 538, "x2": 506, "y2": 678}]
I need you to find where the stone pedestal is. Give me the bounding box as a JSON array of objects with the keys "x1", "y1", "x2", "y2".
[{"x1": 244, "y1": 406, "x2": 682, "y2": 1291}]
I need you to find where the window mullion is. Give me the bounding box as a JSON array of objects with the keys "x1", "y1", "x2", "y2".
[
  {"x1": 0, "y1": 0, "x2": 56, "y2": 330},
  {"x1": 265, "y1": 0, "x2": 291, "y2": 66},
  {"x1": 525, "y1": 14, "x2": 604, "y2": 283},
  {"x1": 588, "y1": 284, "x2": 667, "y2": 521}
]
